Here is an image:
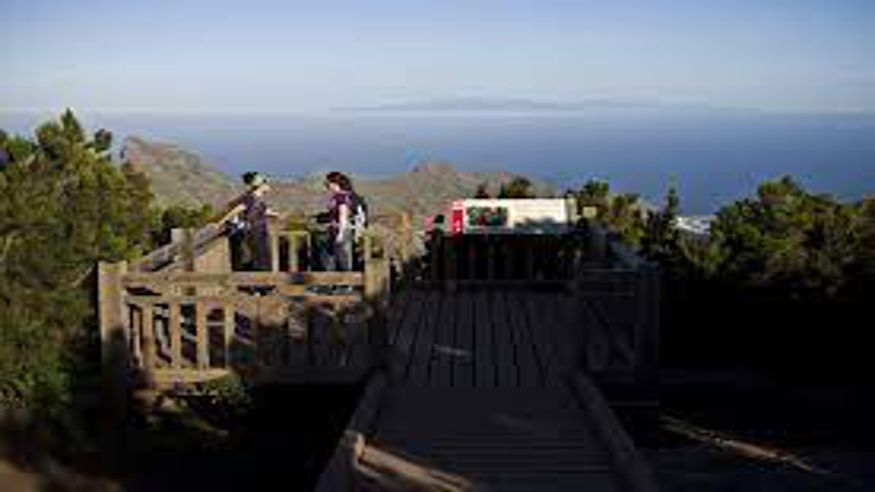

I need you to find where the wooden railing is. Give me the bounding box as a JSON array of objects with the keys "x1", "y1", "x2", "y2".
[
  {"x1": 99, "y1": 227, "x2": 393, "y2": 393},
  {"x1": 131, "y1": 212, "x2": 414, "y2": 275},
  {"x1": 419, "y1": 222, "x2": 658, "y2": 386},
  {"x1": 420, "y1": 232, "x2": 590, "y2": 288},
  {"x1": 572, "y1": 227, "x2": 660, "y2": 388}
]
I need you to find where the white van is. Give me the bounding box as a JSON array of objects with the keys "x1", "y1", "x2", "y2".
[{"x1": 447, "y1": 198, "x2": 579, "y2": 235}]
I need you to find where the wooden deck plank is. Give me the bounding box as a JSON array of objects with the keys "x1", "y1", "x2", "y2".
[
  {"x1": 385, "y1": 288, "x2": 411, "y2": 347},
  {"x1": 430, "y1": 292, "x2": 454, "y2": 387},
  {"x1": 543, "y1": 291, "x2": 570, "y2": 380},
  {"x1": 339, "y1": 284, "x2": 650, "y2": 492},
  {"x1": 365, "y1": 385, "x2": 621, "y2": 491},
  {"x1": 507, "y1": 291, "x2": 541, "y2": 387},
  {"x1": 453, "y1": 290, "x2": 475, "y2": 388},
  {"x1": 491, "y1": 291, "x2": 518, "y2": 387},
  {"x1": 343, "y1": 312, "x2": 370, "y2": 370},
  {"x1": 390, "y1": 289, "x2": 426, "y2": 380},
  {"x1": 555, "y1": 293, "x2": 584, "y2": 373},
  {"x1": 408, "y1": 290, "x2": 440, "y2": 385},
  {"x1": 581, "y1": 297, "x2": 611, "y2": 373},
  {"x1": 524, "y1": 291, "x2": 562, "y2": 383},
  {"x1": 473, "y1": 289, "x2": 496, "y2": 388}
]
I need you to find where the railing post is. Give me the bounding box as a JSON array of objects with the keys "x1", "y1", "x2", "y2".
[
  {"x1": 289, "y1": 233, "x2": 299, "y2": 272},
  {"x1": 487, "y1": 235, "x2": 496, "y2": 280},
  {"x1": 444, "y1": 235, "x2": 457, "y2": 292},
  {"x1": 364, "y1": 231, "x2": 391, "y2": 359},
  {"x1": 525, "y1": 237, "x2": 536, "y2": 280},
  {"x1": 430, "y1": 233, "x2": 441, "y2": 283},
  {"x1": 98, "y1": 260, "x2": 129, "y2": 432},
  {"x1": 223, "y1": 302, "x2": 235, "y2": 368},
  {"x1": 504, "y1": 237, "x2": 515, "y2": 280},
  {"x1": 168, "y1": 301, "x2": 182, "y2": 369},
  {"x1": 364, "y1": 232, "x2": 391, "y2": 302},
  {"x1": 270, "y1": 229, "x2": 281, "y2": 273},
  {"x1": 141, "y1": 305, "x2": 156, "y2": 386},
  {"x1": 467, "y1": 236, "x2": 477, "y2": 280},
  {"x1": 196, "y1": 301, "x2": 209, "y2": 369}
]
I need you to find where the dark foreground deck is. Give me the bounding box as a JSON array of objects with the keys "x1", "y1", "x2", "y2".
[{"x1": 319, "y1": 286, "x2": 656, "y2": 491}]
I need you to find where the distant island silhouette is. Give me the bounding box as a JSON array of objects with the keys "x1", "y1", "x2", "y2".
[{"x1": 338, "y1": 96, "x2": 685, "y2": 113}]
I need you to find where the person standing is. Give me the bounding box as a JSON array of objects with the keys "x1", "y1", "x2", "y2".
[
  {"x1": 219, "y1": 171, "x2": 276, "y2": 271},
  {"x1": 323, "y1": 171, "x2": 356, "y2": 271}
]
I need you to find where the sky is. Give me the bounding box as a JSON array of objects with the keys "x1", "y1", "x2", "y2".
[{"x1": 1, "y1": 0, "x2": 873, "y2": 114}]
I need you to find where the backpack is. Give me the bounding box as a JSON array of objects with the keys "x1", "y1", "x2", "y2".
[{"x1": 351, "y1": 192, "x2": 369, "y2": 239}]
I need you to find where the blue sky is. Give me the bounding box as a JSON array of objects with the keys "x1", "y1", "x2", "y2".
[{"x1": 2, "y1": 0, "x2": 873, "y2": 113}]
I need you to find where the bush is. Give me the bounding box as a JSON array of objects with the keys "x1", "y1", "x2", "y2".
[{"x1": 0, "y1": 304, "x2": 70, "y2": 414}]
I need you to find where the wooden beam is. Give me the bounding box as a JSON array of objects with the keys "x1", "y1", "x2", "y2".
[
  {"x1": 129, "y1": 304, "x2": 142, "y2": 367},
  {"x1": 140, "y1": 305, "x2": 156, "y2": 385},
  {"x1": 486, "y1": 236, "x2": 496, "y2": 280},
  {"x1": 223, "y1": 302, "x2": 234, "y2": 368},
  {"x1": 570, "y1": 373, "x2": 657, "y2": 492},
  {"x1": 430, "y1": 234, "x2": 441, "y2": 282},
  {"x1": 151, "y1": 368, "x2": 230, "y2": 387},
  {"x1": 122, "y1": 271, "x2": 364, "y2": 288},
  {"x1": 289, "y1": 233, "x2": 299, "y2": 272},
  {"x1": 270, "y1": 231, "x2": 281, "y2": 273},
  {"x1": 98, "y1": 260, "x2": 129, "y2": 428},
  {"x1": 195, "y1": 301, "x2": 209, "y2": 369},
  {"x1": 315, "y1": 371, "x2": 389, "y2": 492},
  {"x1": 168, "y1": 302, "x2": 182, "y2": 369}
]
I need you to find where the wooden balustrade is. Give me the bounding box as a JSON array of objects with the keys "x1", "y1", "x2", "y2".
[
  {"x1": 424, "y1": 233, "x2": 587, "y2": 287},
  {"x1": 573, "y1": 258, "x2": 659, "y2": 389},
  {"x1": 99, "y1": 223, "x2": 395, "y2": 391}
]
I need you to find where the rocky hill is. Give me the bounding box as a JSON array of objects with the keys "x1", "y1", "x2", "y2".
[{"x1": 120, "y1": 137, "x2": 558, "y2": 221}]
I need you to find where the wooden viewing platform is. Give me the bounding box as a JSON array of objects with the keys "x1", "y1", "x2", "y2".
[
  {"x1": 98, "y1": 206, "x2": 658, "y2": 491},
  {"x1": 318, "y1": 279, "x2": 657, "y2": 491}
]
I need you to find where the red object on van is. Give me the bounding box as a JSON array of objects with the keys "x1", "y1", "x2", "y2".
[{"x1": 450, "y1": 201, "x2": 465, "y2": 235}]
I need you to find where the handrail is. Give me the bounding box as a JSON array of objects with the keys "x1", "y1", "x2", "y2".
[{"x1": 121, "y1": 271, "x2": 364, "y2": 288}]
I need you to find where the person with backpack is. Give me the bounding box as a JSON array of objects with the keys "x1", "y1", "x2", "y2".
[{"x1": 322, "y1": 171, "x2": 367, "y2": 271}]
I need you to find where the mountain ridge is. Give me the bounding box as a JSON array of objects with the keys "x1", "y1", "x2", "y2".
[{"x1": 120, "y1": 136, "x2": 558, "y2": 221}]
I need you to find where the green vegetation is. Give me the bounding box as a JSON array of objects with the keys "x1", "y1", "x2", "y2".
[
  {"x1": 498, "y1": 176, "x2": 535, "y2": 198},
  {"x1": 0, "y1": 111, "x2": 213, "y2": 416},
  {"x1": 572, "y1": 178, "x2": 648, "y2": 245},
  {"x1": 573, "y1": 175, "x2": 873, "y2": 378},
  {"x1": 151, "y1": 203, "x2": 215, "y2": 246}
]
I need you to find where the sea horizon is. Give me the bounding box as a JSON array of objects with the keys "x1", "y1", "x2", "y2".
[{"x1": 2, "y1": 108, "x2": 873, "y2": 215}]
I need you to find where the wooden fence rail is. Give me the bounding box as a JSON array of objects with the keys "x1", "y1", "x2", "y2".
[{"x1": 99, "y1": 225, "x2": 394, "y2": 396}]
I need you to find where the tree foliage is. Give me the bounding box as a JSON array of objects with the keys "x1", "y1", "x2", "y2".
[
  {"x1": 641, "y1": 185, "x2": 681, "y2": 261},
  {"x1": 151, "y1": 203, "x2": 214, "y2": 247},
  {"x1": 572, "y1": 178, "x2": 647, "y2": 245},
  {"x1": 498, "y1": 176, "x2": 534, "y2": 198},
  {"x1": 0, "y1": 110, "x2": 191, "y2": 412},
  {"x1": 691, "y1": 176, "x2": 868, "y2": 298},
  {"x1": 474, "y1": 182, "x2": 491, "y2": 198}
]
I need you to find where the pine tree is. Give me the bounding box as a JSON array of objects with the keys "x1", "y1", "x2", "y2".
[
  {"x1": 498, "y1": 176, "x2": 534, "y2": 198},
  {"x1": 0, "y1": 110, "x2": 157, "y2": 411}
]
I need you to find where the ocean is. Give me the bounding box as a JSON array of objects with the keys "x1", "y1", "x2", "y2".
[{"x1": 2, "y1": 109, "x2": 873, "y2": 214}]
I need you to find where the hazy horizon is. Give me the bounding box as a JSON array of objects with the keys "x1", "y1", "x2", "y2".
[
  {"x1": 3, "y1": 1, "x2": 872, "y2": 214},
  {"x1": 3, "y1": 108, "x2": 872, "y2": 215}
]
